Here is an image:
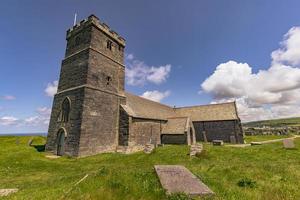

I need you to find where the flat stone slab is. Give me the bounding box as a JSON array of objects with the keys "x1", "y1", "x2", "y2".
[
  {"x1": 212, "y1": 140, "x2": 224, "y2": 146},
  {"x1": 45, "y1": 155, "x2": 60, "y2": 159},
  {"x1": 251, "y1": 142, "x2": 262, "y2": 146},
  {"x1": 283, "y1": 139, "x2": 295, "y2": 149},
  {"x1": 154, "y1": 165, "x2": 214, "y2": 197},
  {"x1": 0, "y1": 189, "x2": 18, "y2": 197}
]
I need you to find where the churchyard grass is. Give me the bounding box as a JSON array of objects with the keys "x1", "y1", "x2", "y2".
[
  {"x1": 244, "y1": 134, "x2": 291, "y2": 143},
  {"x1": 0, "y1": 136, "x2": 300, "y2": 200}
]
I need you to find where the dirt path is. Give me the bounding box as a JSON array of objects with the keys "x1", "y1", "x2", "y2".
[{"x1": 227, "y1": 135, "x2": 300, "y2": 148}]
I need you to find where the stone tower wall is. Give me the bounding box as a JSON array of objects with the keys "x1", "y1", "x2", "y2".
[{"x1": 46, "y1": 15, "x2": 126, "y2": 157}]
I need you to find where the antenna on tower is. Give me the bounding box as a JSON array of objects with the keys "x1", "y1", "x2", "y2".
[{"x1": 73, "y1": 13, "x2": 77, "y2": 26}]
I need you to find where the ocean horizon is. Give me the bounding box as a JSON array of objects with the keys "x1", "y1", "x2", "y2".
[{"x1": 0, "y1": 133, "x2": 47, "y2": 136}]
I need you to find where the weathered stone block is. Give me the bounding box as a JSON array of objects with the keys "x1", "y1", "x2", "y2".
[{"x1": 154, "y1": 165, "x2": 214, "y2": 197}]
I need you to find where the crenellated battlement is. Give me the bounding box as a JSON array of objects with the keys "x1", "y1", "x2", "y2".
[{"x1": 66, "y1": 14, "x2": 125, "y2": 46}]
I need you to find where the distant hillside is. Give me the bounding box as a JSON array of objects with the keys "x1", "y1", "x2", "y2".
[{"x1": 243, "y1": 117, "x2": 300, "y2": 127}]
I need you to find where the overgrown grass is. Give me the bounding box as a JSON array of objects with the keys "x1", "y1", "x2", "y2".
[{"x1": 1, "y1": 136, "x2": 300, "y2": 200}]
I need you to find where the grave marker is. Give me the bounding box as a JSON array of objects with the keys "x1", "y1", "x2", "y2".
[
  {"x1": 154, "y1": 165, "x2": 214, "y2": 197},
  {"x1": 283, "y1": 139, "x2": 295, "y2": 149}
]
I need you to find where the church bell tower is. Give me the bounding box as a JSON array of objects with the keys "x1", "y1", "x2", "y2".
[{"x1": 45, "y1": 15, "x2": 126, "y2": 157}]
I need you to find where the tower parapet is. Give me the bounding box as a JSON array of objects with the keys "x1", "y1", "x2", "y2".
[{"x1": 66, "y1": 15, "x2": 125, "y2": 46}]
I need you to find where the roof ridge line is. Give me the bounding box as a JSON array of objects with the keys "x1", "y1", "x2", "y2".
[
  {"x1": 125, "y1": 92, "x2": 173, "y2": 109},
  {"x1": 175, "y1": 101, "x2": 235, "y2": 109}
]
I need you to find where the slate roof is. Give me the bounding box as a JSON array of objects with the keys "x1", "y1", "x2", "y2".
[
  {"x1": 162, "y1": 117, "x2": 189, "y2": 134},
  {"x1": 123, "y1": 92, "x2": 239, "y2": 122},
  {"x1": 124, "y1": 92, "x2": 175, "y2": 120},
  {"x1": 175, "y1": 103, "x2": 239, "y2": 122}
]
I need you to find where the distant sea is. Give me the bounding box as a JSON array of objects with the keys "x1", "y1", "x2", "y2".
[{"x1": 0, "y1": 133, "x2": 47, "y2": 136}]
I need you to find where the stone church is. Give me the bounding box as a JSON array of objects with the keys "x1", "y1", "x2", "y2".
[{"x1": 45, "y1": 15, "x2": 244, "y2": 157}]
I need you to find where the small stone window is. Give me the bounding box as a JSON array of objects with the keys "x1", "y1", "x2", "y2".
[
  {"x1": 107, "y1": 40, "x2": 112, "y2": 50},
  {"x1": 106, "y1": 76, "x2": 112, "y2": 85},
  {"x1": 75, "y1": 36, "x2": 81, "y2": 46},
  {"x1": 118, "y1": 45, "x2": 123, "y2": 51},
  {"x1": 61, "y1": 97, "x2": 70, "y2": 122}
]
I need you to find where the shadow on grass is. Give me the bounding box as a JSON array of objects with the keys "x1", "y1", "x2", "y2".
[{"x1": 32, "y1": 144, "x2": 45, "y2": 152}]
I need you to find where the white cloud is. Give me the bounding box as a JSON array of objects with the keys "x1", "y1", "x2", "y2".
[
  {"x1": 125, "y1": 54, "x2": 171, "y2": 86},
  {"x1": 126, "y1": 53, "x2": 134, "y2": 60},
  {"x1": 201, "y1": 26, "x2": 300, "y2": 122},
  {"x1": 0, "y1": 95, "x2": 16, "y2": 100},
  {"x1": 37, "y1": 107, "x2": 51, "y2": 116},
  {"x1": 141, "y1": 90, "x2": 171, "y2": 102},
  {"x1": 1, "y1": 106, "x2": 51, "y2": 129},
  {"x1": 24, "y1": 107, "x2": 51, "y2": 126},
  {"x1": 271, "y1": 27, "x2": 300, "y2": 66},
  {"x1": 45, "y1": 81, "x2": 58, "y2": 97},
  {"x1": 0, "y1": 116, "x2": 18, "y2": 126}
]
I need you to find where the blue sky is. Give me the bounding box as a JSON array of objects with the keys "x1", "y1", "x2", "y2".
[{"x1": 1, "y1": 0, "x2": 300, "y2": 133}]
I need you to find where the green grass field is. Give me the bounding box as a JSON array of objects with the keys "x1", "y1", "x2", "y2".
[
  {"x1": 244, "y1": 135, "x2": 291, "y2": 143},
  {"x1": 1, "y1": 136, "x2": 300, "y2": 200},
  {"x1": 244, "y1": 117, "x2": 300, "y2": 127}
]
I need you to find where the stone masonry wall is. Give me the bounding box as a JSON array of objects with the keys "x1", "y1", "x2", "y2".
[
  {"x1": 58, "y1": 49, "x2": 89, "y2": 92},
  {"x1": 193, "y1": 120, "x2": 244, "y2": 143},
  {"x1": 77, "y1": 87, "x2": 123, "y2": 157},
  {"x1": 119, "y1": 106, "x2": 129, "y2": 146},
  {"x1": 45, "y1": 87, "x2": 85, "y2": 157},
  {"x1": 129, "y1": 118, "x2": 164, "y2": 146}
]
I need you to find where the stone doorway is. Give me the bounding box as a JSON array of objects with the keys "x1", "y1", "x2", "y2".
[{"x1": 57, "y1": 129, "x2": 65, "y2": 156}]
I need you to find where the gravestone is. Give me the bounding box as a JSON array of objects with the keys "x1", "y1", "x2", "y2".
[
  {"x1": 230, "y1": 136, "x2": 236, "y2": 144},
  {"x1": 190, "y1": 143, "x2": 203, "y2": 156},
  {"x1": 283, "y1": 139, "x2": 295, "y2": 149},
  {"x1": 154, "y1": 165, "x2": 214, "y2": 197},
  {"x1": 144, "y1": 143, "x2": 155, "y2": 154},
  {"x1": 212, "y1": 140, "x2": 224, "y2": 146},
  {"x1": 27, "y1": 138, "x2": 33, "y2": 146}
]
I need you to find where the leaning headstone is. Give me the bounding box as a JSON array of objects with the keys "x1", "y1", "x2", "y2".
[
  {"x1": 251, "y1": 142, "x2": 262, "y2": 146},
  {"x1": 190, "y1": 143, "x2": 203, "y2": 156},
  {"x1": 15, "y1": 138, "x2": 20, "y2": 145},
  {"x1": 283, "y1": 139, "x2": 295, "y2": 149},
  {"x1": 0, "y1": 189, "x2": 18, "y2": 197},
  {"x1": 27, "y1": 138, "x2": 33, "y2": 146},
  {"x1": 45, "y1": 155, "x2": 60, "y2": 159},
  {"x1": 202, "y1": 131, "x2": 208, "y2": 142},
  {"x1": 212, "y1": 140, "x2": 224, "y2": 146},
  {"x1": 144, "y1": 143, "x2": 155, "y2": 154},
  {"x1": 154, "y1": 165, "x2": 214, "y2": 197},
  {"x1": 230, "y1": 136, "x2": 236, "y2": 144}
]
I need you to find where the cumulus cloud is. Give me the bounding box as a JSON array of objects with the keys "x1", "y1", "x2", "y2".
[
  {"x1": 125, "y1": 54, "x2": 171, "y2": 86},
  {"x1": 271, "y1": 27, "x2": 300, "y2": 66},
  {"x1": 0, "y1": 116, "x2": 18, "y2": 126},
  {"x1": 201, "y1": 26, "x2": 300, "y2": 122},
  {"x1": 141, "y1": 90, "x2": 171, "y2": 102},
  {"x1": 1, "y1": 106, "x2": 51, "y2": 129},
  {"x1": 37, "y1": 107, "x2": 51, "y2": 116},
  {"x1": 24, "y1": 107, "x2": 51, "y2": 126},
  {"x1": 0, "y1": 95, "x2": 16, "y2": 100},
  {"x1": 45, "y1": 81, "x2": 58, "y2": 97}
]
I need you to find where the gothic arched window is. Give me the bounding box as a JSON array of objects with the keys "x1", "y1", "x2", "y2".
[{"x1": 61, "y1": 98, "x2": 70, "y2": 122}]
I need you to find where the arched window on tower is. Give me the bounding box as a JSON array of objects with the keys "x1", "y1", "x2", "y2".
[{"x1": 61, "y1": 98, "x2": 70, "y2": 122}]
